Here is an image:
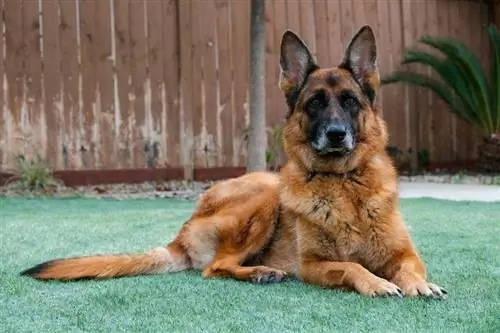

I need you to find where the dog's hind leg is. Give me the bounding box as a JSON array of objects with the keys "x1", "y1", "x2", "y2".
[
  {"x1": 179, "y1": 215, "x2": 288, "y2": 283},
  {"x1": 196, "y1": 212, "x2": 288, "y2": 284},
  {"x1": 177, "y1": 183, "x2": 284, "y2": 283},
  {"x1": 202, "y1": 253, "x2": 288, "y2": 283}
]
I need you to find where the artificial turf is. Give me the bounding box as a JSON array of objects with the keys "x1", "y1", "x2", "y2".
[{"x1": 0, "y1": 197, "x2": 499, "y2": 333}]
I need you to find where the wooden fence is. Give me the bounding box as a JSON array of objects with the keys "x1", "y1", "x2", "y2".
[{"x1": 0, "y1": 0, "x2": 490, "y2": 175}]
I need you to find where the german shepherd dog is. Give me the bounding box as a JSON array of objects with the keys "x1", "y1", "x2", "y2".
[{"x1": 21, "y1": 26, "x2": 446, "y2": 299}]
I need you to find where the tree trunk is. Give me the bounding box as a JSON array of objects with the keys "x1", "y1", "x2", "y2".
[
  {"x1": 247, "y1": 0, "x2": 267, "y2": 172},
  {"x1": 476, "y1": 134, "x2": 500, "y2": 173}
]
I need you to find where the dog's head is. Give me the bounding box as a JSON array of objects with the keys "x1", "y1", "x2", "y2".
[{"x1": 279, "y1": 26, "x2": 388, "y2": 174}]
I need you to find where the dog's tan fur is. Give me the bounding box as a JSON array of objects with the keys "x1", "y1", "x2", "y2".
[{"x1": 21, "y1": 26, "x2": 445, "y2": 299}]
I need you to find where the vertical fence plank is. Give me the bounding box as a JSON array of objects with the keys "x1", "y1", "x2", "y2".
[
  {"x1": 199, "y1": 0, "x2": 218, "y2": 167},
  {"x1": 479, "y1": 0, "x2": 490, "y2": 160},
  {"x1": 446, "y1": 2, "x2": 460, "y2": 161},
  {"x1": 285, "y1": 0, "x2": 300, "y2": 36},
  {"x1": 190, "y1": 3, "x2": 204, "y2": 167},
  {"x1": 431, "y1": 0, "x2": 451, "y2": 163},
  {"x1": 467, "y1": 1, "x2": 485, "y2": 161},
  {"x1": 113, "y1": 0, "x2": 131, "y2": 168},
  {"x1": 178, "y1": 0, "x2": 194, "y2": 177},
  {"x1": 339, "y1": 0, "x2": 354, "y2": 51},
  {"x1": 265, "y1": 0, "x2": 285, "y2": 167},
  {"x1": 423, "y1": 0, "x2": 436, "y2": 162},
  {"x1": 79, "y1": 0, "x2": 97, "y2": 169},
  {"x1": 353, "y1": 0, "x2": 367, "y2": 29},
  {"x1": 129, "y1": 0, "x2": 147, "y2": 168},
  {"x1": 325, "y1": 0, "x2": 342, "y2": 64},
  {"x1": 400, "y1": 0, "x2": 418, "y2": 170},
  {"x1": 264, "y1": 0, "x2": 276, "y2": 130},
  {"x1": 453, "y1": 3, "x2": 470, "y2": 162},
  {"x1": 0, "y1": 0, "x2": 4, "y2": 168},
  {"x1": 447, "y1": 1, "x2": 459, "y2": 161},
  {"x1": 231, "y1": 0, "x2": 249, "y2": 166},
  {"x1": 272, "y1": 0, "x2": 288, "y2": 124},
  {"x1": 411, "y1": 0, "x2": 429, "y2": 168},
  {"x1": 215, "y1": 0, "x2": 233, "y2": 167},
  {"x1": 146, "y1": 0, "x2": 164, "y2": 168},
  {"x1": 22, "y1": 0, "x2": 42, "y2": 164},
  {"x1": 59, "y1": 0, "x2": 80, "y2": 169},
  {"x1": 312, "y1": 0, "x2": 329, "y2": 66},
  {"x1": 4, "y1": 0, "x2": 24, "y2": 162},
  {"x1": 42, "y1": 0, "x2": 63, "y2": 169},
  {"x1": 266, "y1": 0, "x2": 284, "y2": 128},
  {"x1": 299, "y1": 0, "x2": 316, "y2": 58},
  {"x1": 386, "y1": 0, "x2": 406, "y2": 152},
  {"x1": 95, "y1": 0, "x2": 114, "y2": 169},
  {"x1": 377, "y1": 0, "x2": 398, "y2": 149},
  {"x1": 449, "y1": 2, "x2": 463, "y2": 162},
  {"x1": 163, "y1": 0, "x2": 180, "y2": 167}
]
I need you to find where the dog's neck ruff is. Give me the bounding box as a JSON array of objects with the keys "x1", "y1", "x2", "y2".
[{"x1": 304, "y1": 169, "x2": 358, "y2": 182}]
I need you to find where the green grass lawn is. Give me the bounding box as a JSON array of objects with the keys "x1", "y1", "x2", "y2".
[{"x1": 0, "y1": 197, "x2": 499, "y2": 333}]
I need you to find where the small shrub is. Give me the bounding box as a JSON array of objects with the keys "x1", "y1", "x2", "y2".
[
  {"x1": 382, "y1": 24, "x2": 500, "y2": 172},
  {"x1": 386, "y1": 145, "x2": 412, "y2": 172},
  {"x1": 417, "y1": 149, "x2": 431, "y2": 169},
  {"x1": 266, "y1": 124, "x2": 284, "y2": 171},
  {"x1": 5, "y1": 153, "x2": 63, "y2": 195}
]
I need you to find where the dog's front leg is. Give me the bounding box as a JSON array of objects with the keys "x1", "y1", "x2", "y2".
[
  {"x1": 381, "y1": 248, "x2": 447, "y2": 299},
  {"x1": 299, "y1": 258, "x2": 403, "y2": 297}
]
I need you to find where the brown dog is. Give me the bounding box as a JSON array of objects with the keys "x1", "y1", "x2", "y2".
[{"x1": 21, "y1": 26, "x2": 446, "y2": 299}]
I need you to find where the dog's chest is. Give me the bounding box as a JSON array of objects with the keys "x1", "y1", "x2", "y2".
[
  {"x1": 283, "y1": 181, "x2": 389, "y2": 263},
  {"x1": 293, "y1": 179, "x2": 381, "y2": 225}
]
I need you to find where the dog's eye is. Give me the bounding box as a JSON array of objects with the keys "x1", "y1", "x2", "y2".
[
  {"x1": 342, "y1": 97, "x2": 356, "y2": 108},
  {"x1": 339, "y1": 91, "x2": 358, "y2": 109},
  {"x1": 306, "y1": 91, "x2": 328, "y2": 113},
  {"x1": 308, "y1": 98, "x2": 321, "y2": 109}
]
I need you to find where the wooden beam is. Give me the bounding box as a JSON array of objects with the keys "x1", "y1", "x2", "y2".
[{"x1": 0, "y1": 167, "x2": 249, "y2": 187}]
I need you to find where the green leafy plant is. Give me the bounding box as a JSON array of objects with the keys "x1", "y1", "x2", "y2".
[
  {"x1": 382, "y1": 24, "x2": 500, "y2": 172},
  {"x1": 266, "y1": 124, "x2": 284, "y2": 171},
  {"x1": 5, "y1": 153, "x2": 63, "y2": 195},
  {"x1": 386, "y1": 145, "x2": 412, "y2": 173},
  {"x1": 417, "y1": 149, "x2": 431, "y2": 169}
]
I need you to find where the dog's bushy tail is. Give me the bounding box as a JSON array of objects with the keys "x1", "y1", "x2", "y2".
[{"x1": 20, "y1": 243, "x2": 190, "y2": 281}]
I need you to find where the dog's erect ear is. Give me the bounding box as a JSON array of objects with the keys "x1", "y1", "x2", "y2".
[
  {"x1": 340, "y1": 25, "x2": 379, "y2": 104},
  {"x1": 279, "y1": 30, "x2": 318, "y2": 115}
]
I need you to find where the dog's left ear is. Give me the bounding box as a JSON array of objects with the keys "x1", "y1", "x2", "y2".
[{"x1": 339, "y1": 25, "x2": 379, "y2": 104}]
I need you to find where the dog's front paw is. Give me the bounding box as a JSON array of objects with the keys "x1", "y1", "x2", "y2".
[
  {"x1": 356, "y1": 276, "x2": 404, "y2": 298},
  {"x1": 399, "y1": 279, "x2": 447, "y2": 300}
]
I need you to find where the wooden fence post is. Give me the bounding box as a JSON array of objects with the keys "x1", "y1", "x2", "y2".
[
  {"x1": 177, "y1": 0, "x2": 194, "y2": 181},
  {"x1": 491, "y1": 0, "x2": 500, "y2": 26}
]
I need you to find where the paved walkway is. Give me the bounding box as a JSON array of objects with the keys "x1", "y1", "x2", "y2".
[{"x1": 399, "y1": 182, "x2": 500, "y2": 202}]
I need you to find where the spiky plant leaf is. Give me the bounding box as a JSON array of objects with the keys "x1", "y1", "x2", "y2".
[
  {"x1": 381, "y1": 29, "x2": 500, "y2": 136},
  {"x1": 381, "y1": 71, "x2": 475, "y2": 126},
  {"x1": 418, "y1": 36, "x2": 492, "y2": 132},
  {"x1": 399, "y1": 50, "x2": 482, "y2": 125}
]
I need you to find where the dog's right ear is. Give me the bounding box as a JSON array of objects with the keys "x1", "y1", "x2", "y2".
[{"x1": 279, "y1": 30, "x2": 318, "y2": 115}]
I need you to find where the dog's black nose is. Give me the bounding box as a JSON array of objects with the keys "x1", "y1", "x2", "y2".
[{"x1": 326, "y1": 124, "x2": 347, "y2": 142}]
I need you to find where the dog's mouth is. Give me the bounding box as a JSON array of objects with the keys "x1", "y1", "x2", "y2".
[
  {"x1": 315, "y1": 146, "x2": 353, "y2": 158},
  {"x1": 311, "y1": 139, "x2": 356, "y2": 157}
]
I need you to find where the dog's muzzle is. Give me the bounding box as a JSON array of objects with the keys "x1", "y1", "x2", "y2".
[{"x1": 312, "y1": 123, "x2": 355, "y2": 156}]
